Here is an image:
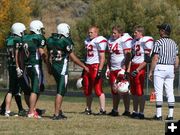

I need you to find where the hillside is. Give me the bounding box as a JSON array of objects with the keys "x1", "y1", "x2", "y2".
[{"x1": 31, "y1": 0, "x2": 90, "y2": 37}]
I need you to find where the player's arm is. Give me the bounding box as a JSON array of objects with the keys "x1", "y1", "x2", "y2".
[
  {"x1": 98, "y1": 52, "x2": 105, "y2": 71},
  {"x1": 15, "y1": 44, "x2": 23, "y2": 78},
  {"x1": 148, "y1": 53, "x2": 158, "y2": 81},
  {"x1": 175, "y1": 56, "x2": 179, "y2": 69},
  {"x1": 39, "y1": 47, "x2": 47, "y2": 64},
  {"x1": 124, "y1": 49, "x2": 131, "y2": 71},
  {"x1": 69, "y1": 52, "x2": 89, "y2": 73}
]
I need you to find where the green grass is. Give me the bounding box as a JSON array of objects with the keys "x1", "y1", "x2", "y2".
[{"x1": 0, "y1": 93, "x2": 180, "y2": 135}]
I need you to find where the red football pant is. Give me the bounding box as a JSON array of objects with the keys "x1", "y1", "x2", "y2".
[
  {"x1": 130, "y1": 63, "x2": 146, "y2": 96},
  {"x1": 83, "y1": 63, "x2": 104, "y2": 97}
]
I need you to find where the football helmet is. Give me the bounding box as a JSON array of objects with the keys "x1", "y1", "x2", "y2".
[
  {"x1": 76, "y1": 77, "x2": 83, "y2": 89},
  {"x1": 57, "y1": 23, "x2": 70, "y2": 37},
  {"x1": 29, "y1": 20, "x2": 44, "y2": 34},
  {"x1": 116, "y1": 80, "x2": 129, "y2": 93},
  {"x1": 117, "y1": 69, "x2": 125, "y2": 80},
  {"x1": 11, "y1": 22, "x2": 26, "y2": 37}
]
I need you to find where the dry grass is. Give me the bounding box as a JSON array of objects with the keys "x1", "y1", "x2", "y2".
[{"x1": 0, "y1": 94, "x2": 180, "y2": 135}]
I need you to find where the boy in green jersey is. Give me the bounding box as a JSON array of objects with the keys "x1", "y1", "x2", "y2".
[
  {"x1": 0, "y1": 23, "x2": 30, "y2": 117},
  {"x1": 16, "y1": 20, "x2": 47, "y2": 119},
  {"x1": 47, "y1": 23, "x2": 89, "y2": 120}
]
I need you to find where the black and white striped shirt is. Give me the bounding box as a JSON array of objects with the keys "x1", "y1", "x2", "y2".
[{"x1": 153, "y1": 37, "x2": 178, "y2": 65}]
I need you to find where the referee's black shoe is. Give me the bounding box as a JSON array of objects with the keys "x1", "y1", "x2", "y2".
[
  {"x1": 153, "y1": 115, "x2": 162, "y2": 121},
  {"x1": 166, "y1": 116, "x2": 173, "y2": 120}
]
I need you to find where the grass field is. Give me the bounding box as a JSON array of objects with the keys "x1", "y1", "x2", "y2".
[{"x1": 0, "y1": 93, "x2": 180, "y2": 135}]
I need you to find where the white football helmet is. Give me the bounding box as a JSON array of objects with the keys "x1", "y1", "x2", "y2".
[
  {"x1": 76, "y1": 77, "x2": 83, "y2": 89},
  {"x1": 116, "y1": 80, "x2": 129, "y2": 93},
  {"x1": 117, "y1": 69, "x2": 125, "y2": 80},
  {"x1": 29, "y1": 20, "x2": 44, "y2": 34},
  {"x1": 57, "y1": 23, "x2": 70, "y2": 37},
  {"x1": 11, "y1": 22, "x2": 26, "y2": 37}
]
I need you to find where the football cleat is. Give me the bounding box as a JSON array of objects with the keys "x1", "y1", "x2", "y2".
[
  {"x1": 122, "y1": 111, "x2": 131, "y2": 117},
  {"x1": 108, "y1": 109, "x2": 119, "y2": 117},
  {"x1": 18, "y1": 109, "x2": 27, "y2": 117}
]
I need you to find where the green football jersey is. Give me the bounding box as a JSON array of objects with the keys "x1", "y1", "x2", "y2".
[
  {"x1": 6, "y1": 35, "x2": 22, "y2": 66},
  {"x1": 21, "y1": 34, "x2": 46, "y2": 66},
  {"x1": 47, "y1": 33, "x2": 74, "y2": 74}
]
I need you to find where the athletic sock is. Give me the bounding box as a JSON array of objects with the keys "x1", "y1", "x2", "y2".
[
  {"x1": 156, "y1": 101, "x2": 162, "y2": 117},
  {"x1": 168, "y1": 102, "x2": 174, "y2": 118}
]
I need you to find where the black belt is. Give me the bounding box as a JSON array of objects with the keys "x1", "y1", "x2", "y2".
[{"x1": 158, "y1": 63, "x2": 173, "y2": 65}]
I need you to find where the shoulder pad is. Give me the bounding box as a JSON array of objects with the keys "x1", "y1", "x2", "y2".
[
  {"x1": 95, "y1": 36, "x2": 107, "y2": 43},
  {"x1": 141, "y1": 36, "x2": 154, "y2": 42},
  {"x1": 121, "y1": 33, "x2": 133, "y2": 42}
]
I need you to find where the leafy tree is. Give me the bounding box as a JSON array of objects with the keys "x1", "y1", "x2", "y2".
[
  {"x1": 74, "y1": 0, "x2": 180, "y2": 57},
  {"x1": 0, "y1": 0, "x2": 32, "y2": 48}
]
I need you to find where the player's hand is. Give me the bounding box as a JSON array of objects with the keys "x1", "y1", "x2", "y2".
[
  {"x1": 148, "y1": 72, "x2": 153, "y2": 81},
  {"x1": 105, "y1": 69, "x2": 110, "y2": 79},
  {"x1": 84, "y1": 66, "x2": 89, "y2": 73},
  {"x1": 16, "y1": 67, "x2": 23, "y2": 78},
  {"x1": 131, "y1": 70, "x2": 138, "y2": 77},
  {"x1": 96, "y1": 70, "x2": 102, "y2": 80}
]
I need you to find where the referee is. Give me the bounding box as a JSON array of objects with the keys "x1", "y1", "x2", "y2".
[{"x1": 149, "y1": 23, "x2": 179, "y2": 120}]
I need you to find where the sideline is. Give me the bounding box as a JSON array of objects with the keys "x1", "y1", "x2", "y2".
[{"x1": 1, "y1": 88, "x2": 180, "y2": 102}]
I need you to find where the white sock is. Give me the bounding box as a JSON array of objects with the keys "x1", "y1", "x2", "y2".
[
  {"x1": 168, "y1": 108, "x2": 174, "y2": 118},
  {"x1": 5, "y1": 110, "x2": 11, "y2": 114},
  {"x1": 156, "y1": 108, "x2": 162, "y2": 117}
]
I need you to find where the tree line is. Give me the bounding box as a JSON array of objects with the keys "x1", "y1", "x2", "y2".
[{"x1": 0, "y1": 0, "x2": 180, "y2": 58}]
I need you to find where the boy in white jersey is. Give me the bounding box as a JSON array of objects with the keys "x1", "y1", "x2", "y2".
[
  {"x1": 130, "y1": 25, "x2": 154, "y2": 119},
  {"x1": 82, "y1": 26, "x2": 107, "y2": 115},
  {"x1": 106, "y1": 25, "x2": 132, "y2": 116}
]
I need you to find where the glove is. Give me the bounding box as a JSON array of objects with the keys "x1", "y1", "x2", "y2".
[
  {"x1": 124, "y1": 72, "x2": 130, "y2": 80},
  {"x1": 16, "y1": 67, "x2": 23, "y2": 78},
  {"x1": 131, "y1": 70, "x2": 138, "y2": 77},
  {"x1": 96, "y1": 70, "x2": 102, "y2": 80},
  {"x1": 105, "y1": 69, "x2": 110, "y2": 79}
]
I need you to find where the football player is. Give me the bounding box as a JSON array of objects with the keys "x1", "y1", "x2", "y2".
[
  {"x1": 82, "y1": 26, "x2": 107, "y2": 115},
  {"x1": 106, "y1": 25, "x2": 132, "y2": 116},
  {"x1": 47, "y1": 23, "x2": 89, "y2": 120},
  {"x1": 16, "y1": 20, "x2": 47, "y2": 119},
  {"x1": 0, "y1": 22, "x2": 30, "y2": 117},
  {"x1": 130, "y1": 25, "x2": 154, "y2": 119}
]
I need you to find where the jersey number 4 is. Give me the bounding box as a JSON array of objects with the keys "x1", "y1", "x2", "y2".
[{"x1": 109, "y1": 43, "x2": 120, "y2": 54}]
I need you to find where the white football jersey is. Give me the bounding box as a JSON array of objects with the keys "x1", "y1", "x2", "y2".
[
  {"x1": 84, "y1": 36, "x2": 107, "y2": 64},
  {"x1": 108, "y1": 33, "x2": 132, "y2": 71},
  {"x1": 131, "y1": 36, "x2": 154, "y2": 64}
]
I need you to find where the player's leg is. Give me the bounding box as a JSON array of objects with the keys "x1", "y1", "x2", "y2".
[
  {"x1": 5, "y1": 66, "x2": 19, "y2": 116},
  {"x1": 53, "y1": 75, "x2": 68, "y2": 120},
  {"x1": 137, "y1": 69, "x2": 146, "y2": 119},
  {"x1": 165, "y1": 77, "x2": 174, "y2": 120},
  {"x1": 83, "y1": 65, "x2": 93, "y2": 114},
  {"x1": 19, "y1": 72, "x2": 31, "y2": 108},
  {"x1": 0, "y1": 94, "x2": 7, "y2": 114},
  {"x1": 5, "y1": 93, "x2": 12, "y2": 116},
  {"x1": 130, "y1": 65, "x2": 139, "y2": 118},
  {"x1": 27, "y1": 66, "x2": 41, "y2": 118},
  {"x1": 122, "y1": 93, "x2": 131, "y2": 116},
  {"x1": 92, "y1": 63, "x2": 106, "y2": 114},
  {"x1": 153, "y1": 75, "x2": 164, "y2": 119},
  {"x1": 108, "y1": 70, "x2": 120, "y2": 116}
]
